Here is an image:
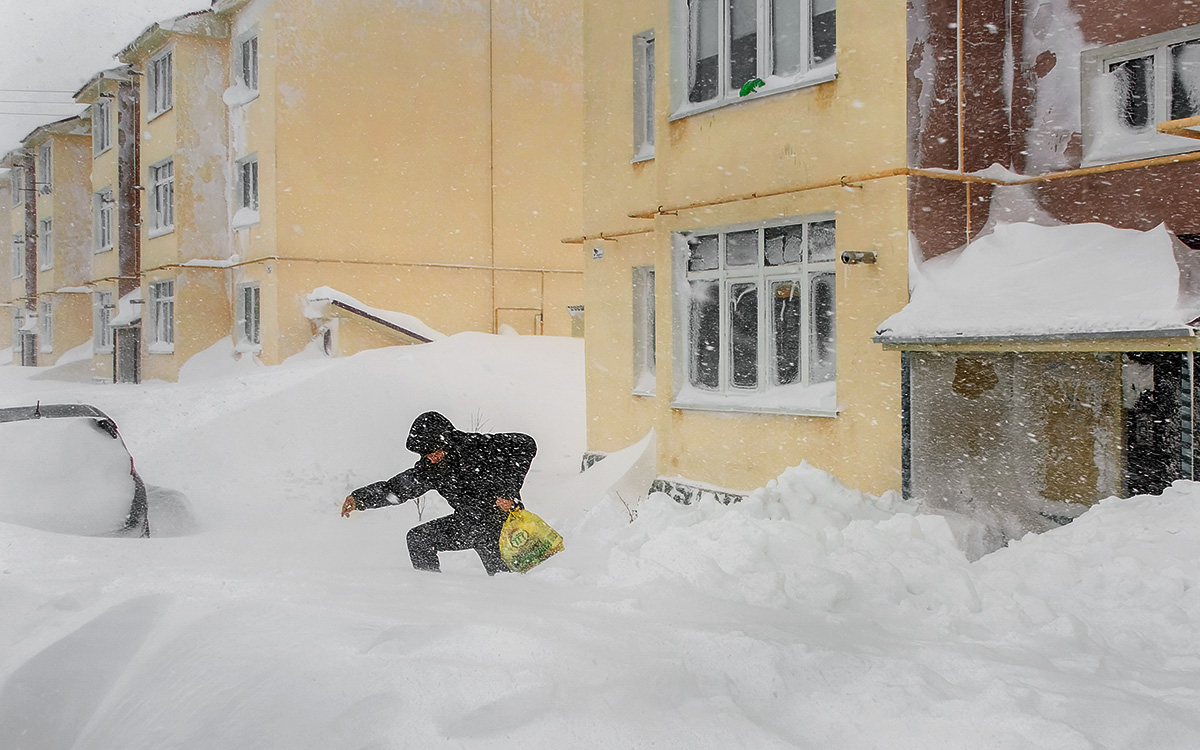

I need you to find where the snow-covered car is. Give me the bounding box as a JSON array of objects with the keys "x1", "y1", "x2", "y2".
[{"x1": 0, "y1": 404, "x2": 150, "y2": 537}]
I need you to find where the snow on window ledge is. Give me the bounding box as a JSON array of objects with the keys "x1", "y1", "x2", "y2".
[
  {"x1": 148, "y1": 225, "x2": 175, "y2": 240},
  {"x1": 232, "y1": 207, "x2": 260, "y2": 230},
  {"x1": 223, "y1": 83, "x2": 259, "y2": 108},
  {"x1": 148, "y1": 343, "x2": 175, "y2": 355},
  {"x1": 671, "y1": 381, "x2": 838, "y2": 417},
  {"x1": 669, "y1": 62, "x2": 837, "y2": 122},
  {"x1": 631, "y1": 146, "x2": 655, "y2": 164},
  {"x1": 632, "y1": 371, "x2": 657, "y2": 397}
]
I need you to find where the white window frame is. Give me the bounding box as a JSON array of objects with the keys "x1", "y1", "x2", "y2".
[
  {"x1": 147, "y1": 47, "x2": 174, "y2": 119},
  {"x1": 673, "y1": 215, "x2": 837, "y2": 416},
  {"x1": 234, "y1": 155, "x2": 260, "y2": 228},
  {"x1": 238, "y1": 32, "x2": 259, "y2": 92},
  {"x1": 149, "y1": 158, "x2": 175, "y2": 236},
  {"x1": 11, "y1": 309, "x2": 21, "y2": 350},
  {"x1": 148, "y1": 279, "x2": 175, "y2": 353},
  {"x1": 95, "y1": 189, "x2": 114, "y2": 252},
  {"x1": 93, "y1": 98, "x2": 112, "y2": 155},
  {"x1": 237, "y1": 282, "x2": 262, "y2": 349},
  {"x1": 10, "y1": 168, "x2": 20, "y2": 206},
  {"x1": 11, "y1": 235, "x2": 23, "y2": 278},
  {"x1": 632, "y1": 266, "x2": 657, "y2": 395},
  {"x1": 1082, "y1": 23, "x2": 1200, "y2": 165},
  {"x1": 670, "y1": 0, "x2": 837, "y2": 120},
  {"x1": 38, "y1": 219, "x2": 52, "y2": 270},
  {"x1": 37, "y1": 143, "x2": 51, "y2": 194},
  {"x1": 39, "y1": 300, "x2": 52, "y2": 352},
  {"x1": 94, "y1": 291, "x2": 114, "y2": 353},
  {"x1": 633, "y1": 31, "x2": 656, "y2": 162}
]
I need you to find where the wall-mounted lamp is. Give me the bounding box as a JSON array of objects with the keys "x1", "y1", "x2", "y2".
[{"x1": 841, "y1": 251, "x2": 877, "y2": 265}]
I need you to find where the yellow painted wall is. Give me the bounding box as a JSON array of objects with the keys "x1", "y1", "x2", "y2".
[
  {"x1": 129, "y1": 22, "x2": 233, "y2": 381},
  {"x1": 582, "y1": 0, "x2": 911, "y2": 495},
  {"x1": 1, "y1": 174, "x2": 12, "y2": 355}
]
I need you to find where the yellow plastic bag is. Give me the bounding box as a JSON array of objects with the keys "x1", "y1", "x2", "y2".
[{"x1": 499, "y1": 508, "x2": 564, "y2": 573}]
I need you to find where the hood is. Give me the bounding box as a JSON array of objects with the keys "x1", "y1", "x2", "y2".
[{"x1": 406, "y1": 411, "x2": 455, "y2": 455}]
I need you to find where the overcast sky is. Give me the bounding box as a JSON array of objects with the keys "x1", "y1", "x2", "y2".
[{"x1": 0, "y1": 0, "x2": 207, "y2": 154}]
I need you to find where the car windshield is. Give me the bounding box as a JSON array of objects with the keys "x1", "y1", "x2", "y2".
[{"x1": 0, "y1": 417, "x2": 137, "y2": 535}]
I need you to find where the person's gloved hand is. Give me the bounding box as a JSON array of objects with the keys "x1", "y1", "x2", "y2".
[{"x1": 341, "y1": 495, "x2": 357, "y2": 517}]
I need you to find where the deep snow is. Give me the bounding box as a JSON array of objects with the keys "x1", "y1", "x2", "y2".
[{"x1": 1, "y1": 334, "x2": 1200, "y2": 748}]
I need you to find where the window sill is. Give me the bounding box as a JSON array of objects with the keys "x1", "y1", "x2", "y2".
[
  {"x1": 670, "y1": 381, "x2": 838, "y2": 417},
  {"x1": 93, "y1": 145, "x2": 112, "y2": 159},
  {"x1": 39, "y1": 265, "x2": 53, "y2": 272},
  {"x1": 94, "y1": 245, "x2": 113, "y2": 254},
  {"x1": 223, "y1": 85, "x2": 260, "y2": 108},
  {"x1": 148, "y1": 344, "x2": 175, "y2": 355},
  {"x1": 148, "y1": 225, "x2": 175, "y2": 239},
  {"x1": 669, "y1": 63, "x2": 837, "y2": 123},
  {"x1": 95, "y1": 346, "x2": 114, "y2": 355},
  {"x1": 631, "y1": 149, "x2": 655, "y2": 164},
  {"x1": 146, "y1": 106, "x2": 172, "y2": 123},
  {"x1": 1082, "y1": 131, "x2": 1200, "y2": 168}
]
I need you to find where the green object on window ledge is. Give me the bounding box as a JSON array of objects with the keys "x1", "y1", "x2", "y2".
[{"x1": 739, "y1": 78, "x2": 766, "y2": 97}]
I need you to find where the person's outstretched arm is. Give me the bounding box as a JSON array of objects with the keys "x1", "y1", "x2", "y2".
[{"x1": 343, "y1": 465, "x2": 432, "y2": 515}]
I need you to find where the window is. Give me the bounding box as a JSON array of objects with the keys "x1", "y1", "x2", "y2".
[
  {"x1": 38, "y1": 219, "x2": 52, "y2": 270},
  {"x1": 39, "y1": 301, "x2": 52, "y2": 352},
  {"x1": 633, "y1": 32, "x2": 656, "y2": 161},
  {"x1": 11, "y1": 309, "x2": 20, "y2": 348},
  {"x1": 633, "y1": 267, "x2": 656, "y2": 394},
  {"x1": 676, "y1": 0, "x2": 836, "y2": 115},
  {"x1": 237, "y1": 282, "x2": 261, "y2": 347},
  {"x1": 149, "y1": 159, "x2": 174, "y2": 235},
  {"x1": 11, "y1": 235, "x2": 22, "y2": 278},
  {"x1": 1083, "y1": 25, "x2": 1200, "y2": 164},
  {"x1": 237, "y1": 156, "x2": 259, "y2": 212},
  {"x1": 149, "y1": 279, "x2": 175, "y2": 352},
  {"x1": 147, "y1": 48, "x2": 173, "y2": 118},
  {"x1": 678, "y1": 217, "x2": 836, "y2": 411},
  {"x1": 93, "y1": 98, "x2": 112, "y2": 155},
  {"x1": 37, "y1": 143, "x2": 51, "y2": 194},
  {"x1": 10, "y1": 168, "x2": 19, "y2": 205},
  {"x1": 94, "y1": 291, "x2": 114, "y2": 352},
  {"x1": 239, "y1": 34, "x2": 259, "y2": 91},
  {"x1": 95, "y1": 190, "x2": 114, "y2": 251}
]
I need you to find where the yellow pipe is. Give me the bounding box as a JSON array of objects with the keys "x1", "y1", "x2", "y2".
[{"x1": 561, "y1": 228, "x2": 655, "y2": 245}]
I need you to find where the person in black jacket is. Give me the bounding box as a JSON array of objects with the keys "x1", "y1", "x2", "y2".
[{"x1": 341, "y1": 411, "x2": 537, "y2": 575}]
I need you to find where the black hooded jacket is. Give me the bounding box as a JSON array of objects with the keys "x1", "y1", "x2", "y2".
[{"x1": 350, "y1": 411, "x2": 537, "y2": 522}]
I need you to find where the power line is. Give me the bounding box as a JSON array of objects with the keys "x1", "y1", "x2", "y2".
[
  {"x1": 0, "y1": 111, "x2": 85, "y2": 117},
  {"x1": 0, "y1": 88, "x2": 78, "y2": 94},
  {"x1": 0, "y1": 100, "x2": 82, "y2": 105}
]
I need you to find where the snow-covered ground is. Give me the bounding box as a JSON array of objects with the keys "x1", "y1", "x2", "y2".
[{"x1": 1, "y1": 334, "x2": 1200, "y2": 748}]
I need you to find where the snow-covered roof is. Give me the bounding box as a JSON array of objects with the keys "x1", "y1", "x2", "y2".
[
  {"x1": 876, "y1": 222, "x2": 1200, "y2": 345},
  {"x1": 304, "y1": 287, "x2": 445, "y2": 343}
]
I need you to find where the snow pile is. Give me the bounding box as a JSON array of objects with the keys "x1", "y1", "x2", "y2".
[
  {"x1": 2, "y1": 335, "x2": 1200, "y2": 747},
  {"x1": 878, "y1": 222, "x2": 1200, "y2": 341}
]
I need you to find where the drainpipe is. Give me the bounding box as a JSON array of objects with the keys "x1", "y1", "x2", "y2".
[
  {"x1": 117, "y1": 72, "x2": 142, "y2": 383},
  {"x1": 21, "y1": 154, "x2": 37, "y2": 332}
]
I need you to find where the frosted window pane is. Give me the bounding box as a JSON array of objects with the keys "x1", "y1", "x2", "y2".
[
  {"x1": 772, "y1": 0, "x2": 804, "y2": 77},
  {"x1": 808, "y1": 220, "x2": 836, "y2": 261},
  {"x1": 725, "y1": 229, "x2": 758, "y2": 266},
  {"x1": 729, "y1": 0, "x2": 758, "y2": 90},
  {"x1": 810, "y1": 272, "x2": 836, "y2": 383},
  {"x1": 729, "y1": 282, "x2": 758, "y2": 388},
  {"x1": 1109, "y1": 56, "x2": 1154, "y2": 130},
  {"x1": 772, "y1": 280, "x2": 801, "y2": 385},
  {"x1": 764, "y1": 224, "x2": 803, "y2": 265},
  {"x1": 687, "y1": 234, "x2": 719, "y2": 271},
  {"x1": 689, "y1": 280, "x2": 720, "y2": 389},
  {"x1": 1171, "y1": 41, "x2": 1200, "y2": 121},
  {"x1": 812, "y1": 0, "x2": 836, "y2": 65},
  {"x1": 690, "y1": 0, "x2": 720, "y2": 102}
]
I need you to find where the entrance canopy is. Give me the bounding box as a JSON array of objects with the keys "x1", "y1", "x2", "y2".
[{"x1": 876, "y1": 223, "x2": 1200, "y2": 345}]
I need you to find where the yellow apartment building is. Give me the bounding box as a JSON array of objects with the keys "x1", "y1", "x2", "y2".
[
  {"x1": 1, "y1": 171, "x2": 12, "y2": 358},
  {"x1": 74, "y1": 68, "x2": 135, "y2": 383},
  {"x1": 21, "y1": 118, "x2": 95, "y2": 370},
  {"x1": 64, "y1": 1, "x2": 586, "y2": 382},
  {"x1": 576, "y1": 0, "x2": 910, "y2": 498},
  {"x1": 3, "y1": 150, "x2": 37, "y2": 365},
  {"x1": 208, "y1": 0, "x2": 584, "y2": 365}
]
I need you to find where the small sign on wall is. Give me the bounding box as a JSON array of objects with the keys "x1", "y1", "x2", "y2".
[{"x1": 592, "y1": 246, "x2": 604, "y2": 260}]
